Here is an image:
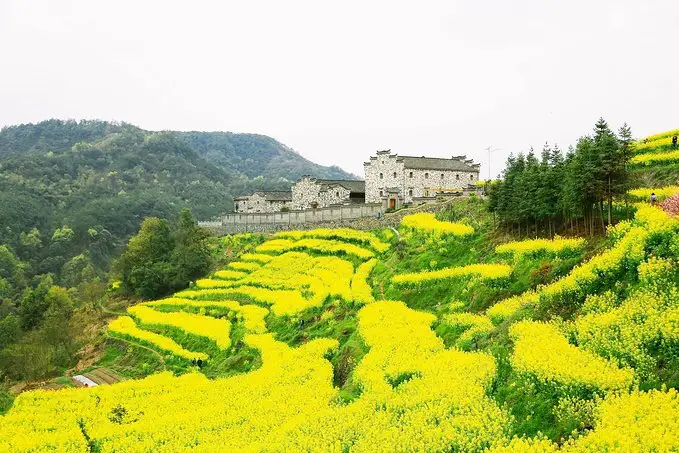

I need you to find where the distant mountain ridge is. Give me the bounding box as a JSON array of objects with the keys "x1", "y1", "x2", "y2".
[
  {"x1": 178, "y1": 131, "x2": 355, "y2": 182},
  {"x1": 0, "y1": 119, "x2": 356, "y2": 182},
  {"x1": 0, "y1": 119, "x2": 355, "y2": 252}
]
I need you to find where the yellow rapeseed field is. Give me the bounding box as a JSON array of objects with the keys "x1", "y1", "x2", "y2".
[
  {"x1": 392, "y1": 263, "x2": 511, "y2": 285},
  {"x1": 108, "y1": 316, "x2": 208, "y2": 361},
  {"x1": 128, "y1": 305, "x2": 232, "y2": 349},
  {"x1": 510, "y1": 320, "x2": 634, "y2": 392},
  {"x1": 495, "y1": 236, "x2": 585, "y2": 257},
  {"x1": 2, "y1": 216, "x2": 678, "y2": 452},
  {"x1": 401, "y1": 212, "x2": 475, "y2": 235}
]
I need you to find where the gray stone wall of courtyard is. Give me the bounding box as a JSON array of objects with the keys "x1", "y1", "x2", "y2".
[{"x1": 199, "y1": 196, "x2": 480, "y2": 235}]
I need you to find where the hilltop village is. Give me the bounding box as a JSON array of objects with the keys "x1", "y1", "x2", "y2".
[{"x1": 234, "y1": 150, "x2": 481, "y2": 213}]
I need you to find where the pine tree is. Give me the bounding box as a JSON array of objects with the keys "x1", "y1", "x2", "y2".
[
  {"x1": 617, "y1": 123, "x2": 634, "y2": 218},
  {"x1": 593, "y1": 118, "x2": 622, "y2": 226}
]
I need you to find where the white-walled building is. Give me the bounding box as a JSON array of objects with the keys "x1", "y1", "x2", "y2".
[
  {"x1": 234, "y1": 191, "x2": 292, "y2": 213},
  {"x1": 291, "y1": 177, "x2": 365, "y2": 210},
  {"x1": 364, "y1": 150, "x2": 480, "y2": 209}
]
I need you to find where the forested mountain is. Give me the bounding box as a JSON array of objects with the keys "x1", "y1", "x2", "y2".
[
  {"x1": 0, "y1": 119, "x2": 354, "y2": 241},
  {"x1": 179, "y1": 131, "x2": 352, "y2": 182},
  {"x1": 0, "y1": 119, "x2": 354, "y2": 289}
]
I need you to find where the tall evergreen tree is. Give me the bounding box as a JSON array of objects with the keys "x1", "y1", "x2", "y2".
[
  {"x1": 488, "y1": 119, "x2": 633, "y2": 236},
  {"x1": 593, "y1": 118, "x2": 624, "y2": 225}
]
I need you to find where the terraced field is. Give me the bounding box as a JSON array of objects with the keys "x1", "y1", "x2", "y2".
[
  {"x1": 1, "y1": 205, "x2": 678, "y2": 451},
  {"x1": 630, "y1": 128, "x2": 679, "y2": 186}
]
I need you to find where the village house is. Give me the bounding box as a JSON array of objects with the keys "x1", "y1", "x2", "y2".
[
  {"x1": 234, "y1": 191, "x2": 292, "y2": 213},
  {"x1": 232, "y1": 151, "x2": 481, "y2": 214},
  {"x1": 364, "y1": 150, "x2": 481, "y2": 209},
  {"x1": 291, "y1": 176, "x2": 366, "y2": 210}
]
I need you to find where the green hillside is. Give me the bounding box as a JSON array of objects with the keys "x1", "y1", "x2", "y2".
[
  {"x1": 0, "y1": 119, "x2": 354, "y2": 276},
  {"x1": 629, "y1": 128, "x2": 679, "y2": 186},
  {"x1": 2, "y1": 197, "x2": 677, "y2": 451},
  {"x1": 0, "y1": 122, "x2": 678, "y2": 451}
]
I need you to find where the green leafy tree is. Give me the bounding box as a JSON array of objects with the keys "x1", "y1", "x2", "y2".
[
  {"x1": 18, "y1": 228, "x2": 42, "y2": 260},
  {"x1": 18, "y1": 275, "x2": 54, "y2": 330},
  {"x1": 0, "y1": 314, "x2": 21, "y2": 350},
  {"x1": 116, "y1": 210, "x2": 212, "y2": 299},
  {"x1": 61, "y1": 254, "x2": 93, "y2": 289},
  {"x1": 117, "y1": 217, "x2": 174, "y2": 299},
  {"x1": 39, "y1": 286, "x2": 76, "y2": 367}
]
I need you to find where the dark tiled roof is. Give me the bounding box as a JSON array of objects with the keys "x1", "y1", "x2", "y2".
[
  {"x1": 237, "y1": 191, "x2": 291, "y2": 202},
  {"x1": 318, "y1": 179, "x2": 365, "y2": 193},
  {"x1": 399, "y1": 156, "x2": 479, "y2": 172},
  {"x1": 258, "y1": 191, "x2": 292, "y2": 201}
]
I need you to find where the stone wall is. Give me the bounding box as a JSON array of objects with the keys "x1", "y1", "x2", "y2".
[
  {"x1": 291, "y1": 177, "x2": 352, "y2": 210},
  {"x1": 200, "y1": 197, "x2": 474, "y2": 235},
  {"x1": 203, "y1": 203, "x2": 383, "y2": 234}
]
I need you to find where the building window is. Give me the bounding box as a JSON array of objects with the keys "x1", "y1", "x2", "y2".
[
  {"x1": 379, "y1": 173, "x2": 383, "y2": 179},
  {"x1": 393, "y1": 172, "x2": 397, "y2": 178},
  {"x1": 425, "y1": 173, "x2": 429, "y2": 179},
  {"x1": 409, "y1": 171, "x2": 413, "y2": 178},
  {"x1": 456, "y1": 174, "x2": 460, "y2": 180},
  {"x1": 408, "y1": 189, "x2": 413, "y2": 196},
  {"x1": 470, "y1": 174, "x2": 474, "y2": 180},
  {"x1": 440, "y1": 174, "x2": 444, "y2": 180},
  {"x1": 379, "y1": 190, "x2": 383, "y2": 197},
  {"x1": 335, "y1": 191, "x2": 339, "y2": 197}
]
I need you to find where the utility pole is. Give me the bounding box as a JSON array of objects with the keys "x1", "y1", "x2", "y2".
[{"x1": 485, "y1": 146, "x2": 503, "y2": 182}]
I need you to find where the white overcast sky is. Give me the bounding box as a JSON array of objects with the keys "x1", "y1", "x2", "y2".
[{"x1": 1, "y1": 0, "x2": 677, "y2": 177}]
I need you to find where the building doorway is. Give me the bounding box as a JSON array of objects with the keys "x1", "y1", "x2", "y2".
[{"x1": 389, "y1": 198, "x2": 396, "y2": 209}]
